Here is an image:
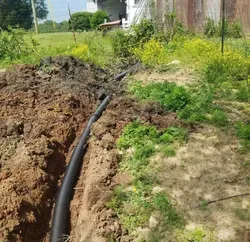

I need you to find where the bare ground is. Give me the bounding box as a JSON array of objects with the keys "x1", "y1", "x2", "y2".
[{"x1": 156, "y1": 125, "x2": 250, "y2": 241}]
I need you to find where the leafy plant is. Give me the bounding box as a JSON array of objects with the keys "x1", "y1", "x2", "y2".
[
  {"x1": 153, "y1": 192, "x2": 183, "y2": 227},
  {"x1": 129, "y1": 81, "x2": 191, "y2": 111},
  {"x1": 175, "y1": 227, "x2": 215, "y2": 242},
  {"x1": 69, "y1": 12, "x2": 93, "y2": 31},
  {"x1": 204, "y1": 51, "x2": 250, "y2": 83},
  {"x1": 0, "y1": 28, "x2": 36, "y2": 60},
  {"x1": 133, "y1": 38, "x2": 168, "y2": 66},
  {"x1": 108, "y1": 122, "x2": 187, "y2": 233},
  {"x1": 70, "y1": 44, "x2": 89, "y2": 60},
  {"x1": 235, "y1": 83, "x2": 249, "y2": 102},
  {"x1": 131, "y1": 19, "x2": 155, "y2": 45},
  {"x1": 164, "y1": 11, "x2": 186, "y2": 41},
  {"x1": 204, "y1": 18, "x2": 218, "y2": 37},
  {"x1": 228, "y1": 19, "x2": 244, "y2": 38},
  {"x1": 109, "y1": 30, "x2": 132, "y2": 57},
  {"x1": 90, "y1": 10, "x2": 109, "y2": 29},
  {"x1": 235, "y1": 121, "x2": 250, "y2": 140},
  {"x1": 211, "y1": 110, "x2": 229, "y2": 127},
  {"x1": 204, "y1": 18, "x2": 243, "y2": 38}
]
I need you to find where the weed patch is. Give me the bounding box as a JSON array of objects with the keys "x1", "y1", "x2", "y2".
[
  {"x1": 235, "y1": 208, "x2": 250, "y2": 221},
  {"x1": 129, "y1": 81, "x2": 191, "y2": 112},
  {"x1": 108, "y1": 121, "x2": 187, "y2": 236},
  {"x1": 175, "y1": 227, "x2": 215, "y2": 242},
  {"x1": 204, "y1": 51, "x2": 250, "y2": 84},
  {"x1": 210, "y1": 109, "x2": 229, "y2": 127}
]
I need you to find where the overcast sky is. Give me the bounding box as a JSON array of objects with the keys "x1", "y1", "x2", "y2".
[{"x1": 47, "y1": 0, "x2": 87, "y2": 22}]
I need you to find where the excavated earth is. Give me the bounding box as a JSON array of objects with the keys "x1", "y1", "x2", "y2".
[{"x1": 0, "y1": 57, "x2": 180, "y2": 242}]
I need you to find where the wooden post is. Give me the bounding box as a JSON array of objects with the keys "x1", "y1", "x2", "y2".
[
  {"x1": 31, "y1": 0, "x2": 39, "y2": 34},
  {"x1": 221, "y1": 0, "x2": 226, "y2": 54},
  {"x1": 68, "y1": 4, "x2": 77, "y2": 43}
]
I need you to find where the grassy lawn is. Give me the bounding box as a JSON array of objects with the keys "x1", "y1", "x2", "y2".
[
  {"x1": 0, "y1": 31, "x2": 114, "y2": 68},
  {"x1": 32, "y1": 32, "x2": 89, "y2": 47}
]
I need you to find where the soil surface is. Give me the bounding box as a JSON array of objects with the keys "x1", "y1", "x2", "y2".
[
  {"x1": 69, "y1": 97, "x2": 179, "y2": 242},
  {"x1": 159, "y1": 124, "x2": 250, "y2": 242},
  {"x1": 0, "y1": 57, "x2": 179, "y2": 242},
  {"x1": 1, "y1": 57, "x2": 250, "y2": 242},
  {"x1": 0, "y1": 56, "x2": 119, "y2": 242}
]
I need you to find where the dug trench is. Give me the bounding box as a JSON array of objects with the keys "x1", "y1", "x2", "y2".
[{"x1": 0, "y1": 56, "x2": 180, "y2": 241}]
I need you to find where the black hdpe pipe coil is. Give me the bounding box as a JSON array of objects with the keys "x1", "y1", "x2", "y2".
[{"x1": 50, "y1": 95, "x2": 110, "y2": 242}]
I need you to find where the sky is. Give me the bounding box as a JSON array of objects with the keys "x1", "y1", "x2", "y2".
[{"x1": 47, "y1": 0, "x2": 87, "y2": 22}]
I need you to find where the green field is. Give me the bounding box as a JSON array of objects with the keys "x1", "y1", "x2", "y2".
[
  {"x1": 32, "y1": 32, "x2": 89, "y2": 47},
  {"x1": 0, "y1": 31, "x2": 114, "y2": 68}
]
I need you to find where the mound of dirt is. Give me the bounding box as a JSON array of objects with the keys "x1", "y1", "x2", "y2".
[
  {"x1": 0, "y1": 56, "x2": 180, "y2": 242},
  {"x1": 0, "y1": 56, "x2": 115, "y2": 242}
]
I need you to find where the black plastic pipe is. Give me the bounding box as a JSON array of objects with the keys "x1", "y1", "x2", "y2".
[
  {"x1": 114, "y1": 62, "x2": 140, "y2": 81},
  {"x1": 114, "y1": 70, "x2": 129, "y2": 81},
  {"x1": 50, "y1": 95, "x2": 110, "y2": 242}
]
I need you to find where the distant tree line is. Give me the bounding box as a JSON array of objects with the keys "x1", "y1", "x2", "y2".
[{"x1": 31, "y1": 20, "x2": 70, "y2": 33}]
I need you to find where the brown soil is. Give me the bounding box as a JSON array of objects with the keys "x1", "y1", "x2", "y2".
[
  {"x1": 0, "y1": 56, "x2": 115, "y2": 242},
  {"x1": 132, "y1": 68, "x2": 197, "y2": 86},
  {"x1": 69, "y1": 98, "x2": 179, "y2": 242},
  {"x1": 159, "y1": 125, "x2": 250, "y2": 241},
  {"x1": 0, "y1": 57, "x2": 179, "y2": 242}
]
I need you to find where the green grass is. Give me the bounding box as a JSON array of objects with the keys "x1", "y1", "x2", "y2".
[
  {"x1": 210, "y1": 109, "x2": 229, "y2": 127},
  {"x1": 129, "y1": 81, "x2": 191, "y2": 112},
  {"x1": 0, "y1": 31, "x2": 115, "y2": 68},
  {"x1": 242, "y1": 160, "x2": 250, "y2": 167},
  {"x1": 235, "y1": 208, "x2": 250, "y2": 221},
  {"x1": 31, "y1": 32, "x2": 88, "y2": 47},
  {"x1": 107, "y1": 121, "x2": 186, "y2": 238},
  {"x1": 175, "y1": 227, "x2": 215, "y2": 242}
]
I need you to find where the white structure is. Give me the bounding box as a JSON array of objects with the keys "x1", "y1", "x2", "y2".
[{"x1": 87, "y1": 0, "x2": 150, "y2": 28}]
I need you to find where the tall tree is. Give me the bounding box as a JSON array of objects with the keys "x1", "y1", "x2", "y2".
[{"x1": 0, "y1": 0, "x2": 48, "y2": 30}]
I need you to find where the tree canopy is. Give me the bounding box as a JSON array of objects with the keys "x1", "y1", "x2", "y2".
[
  {"x1": 90, "y1": 11, "x2": 109, "y2": 29},
  {"x1": 69, "y1": 12, "x2": 93, "y2": 31},
  {"x1": 0, "y1": 0, "x2": 48, "y2": 30}
]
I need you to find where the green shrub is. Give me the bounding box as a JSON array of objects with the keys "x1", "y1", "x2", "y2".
[
  {"x1": 211, "y1": 110, "x2": 229, "y2": 127},
  {"x1": 236, "y1": 121, "x2": 250, "y2": 140},
  {"x1": 162, "y1": 146, "x2": 176, "y2": 157},
  {"x1": 164, "y1": 11, "x2": 186, "y2": 41},
  {"x1": 228, "y1": 20, "x2": 243, "y2": 38},
  {"x1": 131, "y1": 19, "x2": 155, "y2": 45},
  {"x1": 235, "y1": 83, "x2": 249, "y2": 102},
  {"x1": 129, "y1": 81, "x2": 191, "y2": 111},
  {"x1": 177, "y1": 83, "x2": 214, "y2": 122},
  {"x1": 69, "y1": 12, "x2": 93, "y2": 31},
  {"x1": 178, "y1": 38, "x2": 219, "y2": 64},
  {"x1": 117, "y1": 121, "x2": 159, "y2": 150},
  {"x1": 0, "y1": 28, "x2": 35, "y2": 60},
  {"x1": 204, "y1": 18, "x2": 243, "y2": 38},
  {"x1": 109, "y1": 30, "x2": 132, "y2": 57},
  {"x1": 204, "y1": 18, "x2": 218, "y2": 37},
  {"x1": 205, "y1": 51, "x2": 250, "y2": 83},
  {"x1": 90, "y1": 10, "x2": 109, "y2": 29},
  {"x1": 133, "y1": 38, "x2": 168, "y2": 66},
  {"x1": 109, "y1": 19, "x2": 155, "y2": 58}
]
